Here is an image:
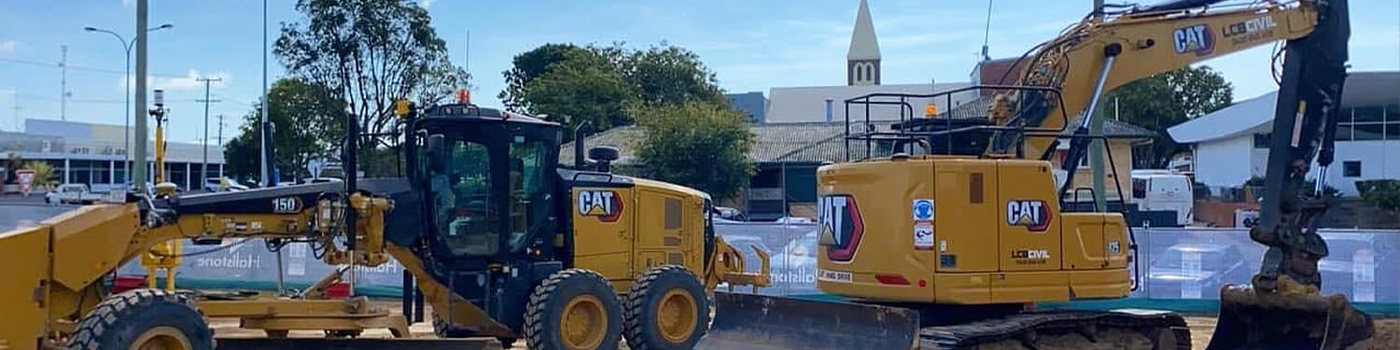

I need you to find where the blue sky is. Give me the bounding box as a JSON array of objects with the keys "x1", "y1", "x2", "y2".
[{"x1": 1, "y1": 0, "x2": 1396, "y2": 144}]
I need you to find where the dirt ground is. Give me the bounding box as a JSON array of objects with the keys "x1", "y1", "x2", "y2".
[{"x1": 208, "y1": 302, "x2": 1399, "y2": 349}]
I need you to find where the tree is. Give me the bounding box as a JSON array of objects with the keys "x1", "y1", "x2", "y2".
[
  {"x1": 275, "y1": 0, "x2": 467, "y2": 146},
  {"x1": 23, "y1": 161, "x2": 56, "y2": 190},
  {"x1": 620, "y1": 45, "x2": 726, "y2": 106},
  {"x1": 1103, "y1": 66, "x2": 1233, "y2": 168},
  {"x1": 223, "y1": 78, "x2": 346, "y2": 183},
  {"x1": 634, "y1": 102, "x2": 755, "y2": 199},
  {"x1": 521, "y1": 51, "x2": 637, "y2": 142},
  {"x1": 499, "y1": 43, "x2": 596, "y2": 112},
  {"x1": 497, "y1": 43, "x2": 727, "y2": 139}
]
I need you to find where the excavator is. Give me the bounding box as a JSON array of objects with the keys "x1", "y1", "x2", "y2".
[
  {"x1": 0, "y1": 96, "x2": 770, "y2": 350},
  {"x1": 703, "y1": 0, "x2": 1370, "y2": 349}
]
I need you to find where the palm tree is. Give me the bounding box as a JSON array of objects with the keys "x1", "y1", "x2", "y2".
[{"x1": 23, "y1": 161, "x2": 57, "y2": 191}]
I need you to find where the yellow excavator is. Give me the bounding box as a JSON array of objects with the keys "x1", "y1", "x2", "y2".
[
  {"x1": 0, "y1": 99, "x2": 769, "y2": 350},
  {"x1": 703, "y1": 0, "x2": 1369, "y2": 349}
]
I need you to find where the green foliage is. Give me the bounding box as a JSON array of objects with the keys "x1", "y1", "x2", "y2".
[
  {"x1": 520, "y1": 50, "x2": 637, "y2": 142},
  {"x1": 23, "y1": 161, "x2": 56, "y2": 189},
  {"x1": 1358, "y1": 180, "x2": 1400, "y2": 212},
  {"x1": 633, "y1": 102, "x2": 755, "y2": 199},
  {"x1": 498, "y1": 43, "x2": 726, "y2": 140},
  {"x1": 1104, "y1": 66, "x2": 1233, "y2": 168},
  {"x1": 223, "y1": 78, "x2": 347, "y2": 183},
  {"x1": 618, "y1": 45, "x2": 726, "y2": 106},
  {"x1": 275, "y1": 0, "x2": 467, "y2": 141}
]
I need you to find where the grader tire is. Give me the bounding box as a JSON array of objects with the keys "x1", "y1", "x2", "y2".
[
  {"x1": 524, "y1": 269, "x2": 623, "y2": 350},
  {"x1": 67, "y1": 289, "x2": 212, "y2": 350},
  {"x1": 624, "y1": 265, "x2": 709, "y2": 350}
]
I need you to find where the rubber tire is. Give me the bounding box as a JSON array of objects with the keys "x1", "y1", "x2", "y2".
[
  {"x1": 67, "y1": 289, "x2": 213, "y2": 350},
  {"x1": 524, "y1": 269, "x2": 624, "y2": 350},
  {"x1": 623, "y1": 265, "x2": 710, "y2": 350}
]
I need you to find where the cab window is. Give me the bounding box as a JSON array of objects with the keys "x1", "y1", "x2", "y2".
[
  {"x1": 509, "y1": 135, "x2": 554, "y2": 248},
  {"x1": 433, "y1": 139, "x2": 500, "y2": 256}
]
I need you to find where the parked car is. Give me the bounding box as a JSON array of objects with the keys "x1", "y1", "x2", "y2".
[
  {"x1": 1146, "y1": 242, "x2": 1250, "y2": 299},
  {"x1": 773, "y1": 216, "x2": 815, "y2": 224},
  {"x1": 45, "y1": 184, "x2": 104, "y2": 205},
  {"x1": 203, "y1": 177, "x2": 250, "y2": 192},
  {"x1": 1131, "y1": 170, "x2": 1194, "y2": 226},
  {"x1": 713, "y1": 206, "x2": 748, "y2": 221}
]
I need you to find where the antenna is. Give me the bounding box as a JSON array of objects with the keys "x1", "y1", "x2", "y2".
[
  {"x1": 465, "y1": 29, "x2": 471, "y2": 91},
  {"x1": 981, "y1": 0, "x2": 994, "y2": 61}
]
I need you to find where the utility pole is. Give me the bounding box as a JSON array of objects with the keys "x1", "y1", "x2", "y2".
[
  {"x1": 134, "y1": 0, "x2": 149, "y2": 191},
  {"x1": 197, "y1": 77, "x2": 221, "y2": 184},
  {"x1": 261, "y1": 0, "x2": 272, "y2": 188},
  {"x1": 10, "y1": 93, "x2": 20, "y2": 131},
  {"x1": 217, "y1": 114, "x2": 225, "y2": 177},
  {"x1": 60, "y1": 45, "x2": 68, "y2": 121}
]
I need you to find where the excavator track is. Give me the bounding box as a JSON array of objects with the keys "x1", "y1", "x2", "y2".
[{"x1": 918, "y1": 310, "x2": 1190, "y2": 350}]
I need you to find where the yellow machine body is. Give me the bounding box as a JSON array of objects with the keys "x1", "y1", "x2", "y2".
[
  {"x1": 571, "y1": 178, "x2": 708, "y2": 293},
  {"x1": 816, "y1": 157, "x2": 1129, "y2": 304}
]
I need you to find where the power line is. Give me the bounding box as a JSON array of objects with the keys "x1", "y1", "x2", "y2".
[{"x1": 0, "y1": 57, "x2": 187, "y2": 78}]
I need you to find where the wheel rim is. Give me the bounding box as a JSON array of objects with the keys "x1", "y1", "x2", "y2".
[
  {"x1": 656, "y1": 289, "x2": 699, "y2": 343},
  {"x1": 560, "y1": 294, "x2": 608, "y2": 349},
  {"x1": 129, "y1": 326, "x2": 193, "y2": 350}
]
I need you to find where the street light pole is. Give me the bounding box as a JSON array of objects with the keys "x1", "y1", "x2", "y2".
[{"x1": 84, "y1": 23, "x2": 171, "y2": 186}]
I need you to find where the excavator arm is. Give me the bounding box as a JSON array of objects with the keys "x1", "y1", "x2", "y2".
[
  {"x1": 986, "y1": 0, "x2": 1369, "y2": 348},
  {"x1": 987, "y1": 0, "x2": 1330, "y2": 161}
]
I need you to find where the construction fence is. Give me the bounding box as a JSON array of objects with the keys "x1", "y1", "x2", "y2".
[{"x1": 117, "y1": 224, "x2": 1400, "y2": 307}]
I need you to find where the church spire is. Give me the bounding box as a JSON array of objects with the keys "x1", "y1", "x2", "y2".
[{"x1": 847, "y1": 0, "x2": 881, "y2": 86}]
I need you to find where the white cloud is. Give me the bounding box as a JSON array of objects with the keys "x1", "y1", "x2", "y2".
[
  {"x1": 0, "y1": 41, "x2": 17, "y2": 55},
  {"x1": 419, "y1": 0, "x2": 436, "y2": 9},
  {"x1": 122, "y1": 0, "x2": 133, "y2": 7},
  {"x1": 116, "y1": 69, "x2": 232, "y2": 93}
]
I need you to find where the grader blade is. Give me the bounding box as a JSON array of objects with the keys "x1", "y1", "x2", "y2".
[
  {"x1": 1208, "y1": 279, "x2": 1374, "y2": 350},
  {"x1": 698, "y1": 291, "x2": 918, "y2": 350}
]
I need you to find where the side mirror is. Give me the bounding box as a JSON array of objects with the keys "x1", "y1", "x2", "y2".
[
  {"x1": 426, "y1": 134, "x2": 446, "y2": 173},
  {"x1": 588, "y1": 146, "x2": 619, "y2": 173}
]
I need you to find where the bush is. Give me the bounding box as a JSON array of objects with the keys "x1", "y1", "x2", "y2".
[{"x1": 1357, "y1": 180, "x2": 1400, "y2": 212}]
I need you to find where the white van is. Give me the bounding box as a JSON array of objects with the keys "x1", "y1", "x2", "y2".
[{"x1": 1131, "y1": 170, "x2": 1193, "y2": 226}]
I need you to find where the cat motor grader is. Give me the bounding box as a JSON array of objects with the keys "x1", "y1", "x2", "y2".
[
  {"x1": 0, "y1": 98, "x2": 769, "y2": 350},
  {"x1": 702, "y1": 0, "x2": 1370, "y2": 349}
]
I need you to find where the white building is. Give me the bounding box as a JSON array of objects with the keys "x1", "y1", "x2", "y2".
[
  {"x1": 0, "y1": 119, "x2": 226, "y2": 192},
  {"x1": 763, "y1": 0, "x2": 980, "y2": 125},
  {"x1": 1168, "y1": 71, "x2": 1400, "y2": 197}
]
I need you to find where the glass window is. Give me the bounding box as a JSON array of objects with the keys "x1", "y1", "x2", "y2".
[
  {"x1": 1354, "y1": 107, "x2": 1384, "y2": 123},
  {"x1": 1387, "y1": 124, "x2": 1399, "y2": 140},
  {"x1": 1132, "y1": 178, "x2": 1147, "y2": 199},
  {"x1": 509, "y1": 135, "x2": 553, "y2": 248},
  {"x1": 1335, "y1": 125, "x2": 1353, "y2": 141},
  {"x1": 1353, "y1": 124, "x2": 1384, "y2": 141},
  {"x1": 434, "y1": 140, "x2": 499, "y2": 256},
  {"x1": 1253, "y1": 133, "x2": 1271, "y2": 149},
  {"x1": 1344, "y1": 161, "x2": 1361, "y2": 178}
]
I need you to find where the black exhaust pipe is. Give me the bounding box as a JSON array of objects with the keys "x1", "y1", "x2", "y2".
[{"x1": 574, "y1": 121, "x2": 592, "y2": 170}]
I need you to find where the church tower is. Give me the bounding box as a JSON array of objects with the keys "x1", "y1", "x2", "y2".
[{"x1": 847, "y1": 0, "x2": 881, "y2": 86}]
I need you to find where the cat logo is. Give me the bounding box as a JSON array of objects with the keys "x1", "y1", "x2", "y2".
[
  {"x1": 1006, "y1": 200, "x2": 1051, "y2": 232},
  {"x1": 1172, "y1": 24, "x2": 1214, "y2": 56},
  {"x1": 820, "y1": 195, "x2": 865, "y2": 262},
  {"x1": 577, "y1": 190, "x2": 623, "y2": 222}
]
